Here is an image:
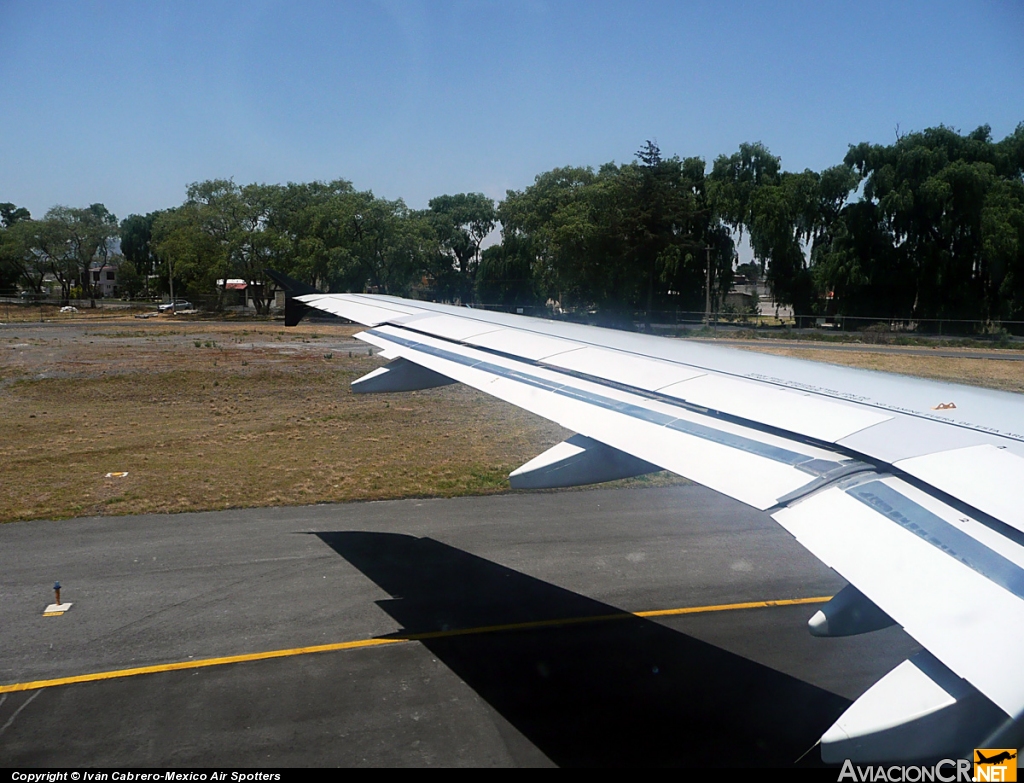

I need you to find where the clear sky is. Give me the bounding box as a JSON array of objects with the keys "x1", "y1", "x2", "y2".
[{"x1": 1, "y1": 0, "x2": 1022, "y2": 222}]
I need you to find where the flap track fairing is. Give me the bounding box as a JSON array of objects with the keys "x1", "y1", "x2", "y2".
[
  {"x1": 808, "y1": 584, "x2": 896, "y2": 637},
  {"x1": 509, "y1": 434, "x2": 660, "y2": 490},
  {"x1": 820, "y1": 651, "x2": 1007, "y2": 763},
  {"x1": 351, "y1": 357, "x2": 457, "y2": 394}
]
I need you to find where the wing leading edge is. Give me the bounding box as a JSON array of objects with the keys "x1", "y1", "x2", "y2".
[{"x1": 284, "y1": 286, "x2": 1024, "y2": 762}]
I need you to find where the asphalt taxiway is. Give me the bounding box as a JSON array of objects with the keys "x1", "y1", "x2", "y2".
[{"x1": 0, "y1": 486, "x2": 920, "y2": 767}]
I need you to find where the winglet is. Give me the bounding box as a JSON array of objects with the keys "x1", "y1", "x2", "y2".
[
  {"x1": 265, "y1": 269, "x2": 319, "y2": 296},
  {"x1": 265, "y1": 268, "x2": 318, "y2": 326}
]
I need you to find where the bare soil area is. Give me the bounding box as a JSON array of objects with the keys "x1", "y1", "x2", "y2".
[{"x1": 0, "y1": 320, "x2": 678, "y2": 523}]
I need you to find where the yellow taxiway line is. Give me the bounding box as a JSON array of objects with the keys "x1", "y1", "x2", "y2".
[{"x1": 0, "y1": 595, "x2": 830, "y2": 694}]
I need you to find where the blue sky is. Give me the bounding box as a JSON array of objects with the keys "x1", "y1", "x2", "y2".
[{"x1": 1, "y1": 0, "x2": 1022, "y2": 221}]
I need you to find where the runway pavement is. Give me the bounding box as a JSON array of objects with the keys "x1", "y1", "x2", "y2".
[{"x1": 0, "y1": 486, "x2": 920, "y2": 767}]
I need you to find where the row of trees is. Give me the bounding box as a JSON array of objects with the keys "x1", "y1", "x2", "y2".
[
  {"x1": 3, "y1": 123, "x2": 1023, "y2": 325},
  {"x1": 101, "y1": 181, "x2": 495, "y2": 314},
  {"x1": 0, "y1": 203, "x2": 120, "y2": 304},
  {"x1": 1, "y1": 182, "x2": 496, "y2": 313}
]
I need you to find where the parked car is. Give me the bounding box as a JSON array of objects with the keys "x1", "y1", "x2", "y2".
[{"x1": 158, "y1": 300, "x2": 192, "y2": 312}]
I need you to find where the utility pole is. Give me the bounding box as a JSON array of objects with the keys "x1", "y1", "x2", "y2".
[{"x1": 704, "y1": 246, "x2": 712, "y2": 326}]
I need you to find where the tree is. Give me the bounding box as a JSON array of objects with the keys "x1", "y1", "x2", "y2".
[
  {"x1": 347, "y1": 193, "x2": 434, "y2": 296},
  {"x1": 32, "y1": 213, "x2": 80, "y2": 303},
  {"x1": 171, "y1": 180, "x2": 287, "y2": 313},
  {"x1": 498, "y1": 148, "x2": 734, "y2": 325},
  {"x1": 120, "y1": 212, "x2": 161, "y2": 295},
  {"x1": 0, "y1": 204, "x2": 35, "y2": 294},
  {"x1": 151, "y1": 204, "x2": 225, "y2": 306},
  {"x1": 0, "y1": 203, "x2": 31, "y2": 229},
  {"x1": 500, "y1": 166, "x2": 598, "y2": 309},
  {"x1": 35, "y1": 205, "x2": 119, "y2": 305},
  {"x1": 623, "y1": 144, "x2": 735, "y2": 326},
  {"x1": 114, "y1": 257, "x2": 147, "y2": 299},
  {"x1": 475, "y1": 234, "x2": 541, "y2": 307},
  {"x1": 708, "y1": 142, "x2": 782, "y2": 234},
  {"x1": 710, "y1": 144, "x2": 858, "y2": 321},
  {"x1": 628, "y1": 141, "x2": 696, "y2": 327},
  {"x1": 427, "y1": 193, "x2": 496, "y2": 302},
  {"x1": 266, "y1": 179, "x2": 359, "y2": 291},
  {"x1": 822, "y1": 124, "x2": 1024, "y2": 324}
]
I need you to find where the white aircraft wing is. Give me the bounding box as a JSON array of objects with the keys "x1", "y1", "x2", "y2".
[{"x1": 280, "y1": 282, "x2": 1024, "y2": 763}]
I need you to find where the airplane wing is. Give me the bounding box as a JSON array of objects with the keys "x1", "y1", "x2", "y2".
[{"x1": 272, "y1": 274, "x2": 1024, "y2": 762}]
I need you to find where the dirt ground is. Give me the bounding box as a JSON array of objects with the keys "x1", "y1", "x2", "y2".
[
  {"x1": 0, "y1": 319, "x2": 662, "y2": 523},
  {"x1": 2, "y1": 318, "x2": 1022, "y2": 523}
]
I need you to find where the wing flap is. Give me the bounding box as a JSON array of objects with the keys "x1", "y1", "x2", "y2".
[
  {"x1": 896, "y1": 444, "x2": 1024, "y2": 536},
  {"x1": 774, "y1": 478, "x2": 1024, "y2": 718}
]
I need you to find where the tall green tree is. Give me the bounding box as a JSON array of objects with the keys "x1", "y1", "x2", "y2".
[
  {"x1": 818, "y1": 124, "x2": 1024, "y2": 323},
  {"x1": 499, "y1": 148, "x2": 734, "y2": 323},
  {"x1": 475, "y1": 234, "x2": 541, "y2": 307},
  {"x1": 32, "y1": 213, "x2": 80, "y2": 303},
  {"x1": 38, "y1": 204, "x2": 119, "y2": 304},
  {"x1": 174, "y1": 180, "x2": 288, "y2": 313},
  {"x1": 427, "y1": 193, "x2": 496, "y2": 302},
  {"x1": 120, "y1": 212, "x2": 161, "y2": 296},
  {"x1": 348, "y1": 193, "x2": 434, "y2": 296},
  {"x1": 266, "y1": 179, "x2": 359, "y2": 291},
  {"x1": 0, "y1": 203, "x2": 31, "y2": 229},
  {"x1": 500, "y1": 166, "x2": 598, "y2": 309},
  {"x1": 151, "y1": 203, "x2": 225, "y2": 306},
  {"x1": 0, "y1": 204, "x2": 34, "y2": 294},
  {"x1": 710, "y1": 143, "x2": 857, "y2": 320}
]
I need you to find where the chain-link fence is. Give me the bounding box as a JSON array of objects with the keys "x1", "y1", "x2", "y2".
[
  {"x1": 4, "y1": 293, "x2": 1023, "y2": 342},
  {"x1": 0, "y1": 297, "x2": 161, "y2": 323},
  {"x1": 470, "y1": 304, "x2": 1024, "y2": 338}
]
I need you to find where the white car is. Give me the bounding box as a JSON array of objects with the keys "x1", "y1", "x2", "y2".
[{"x1": 158, "y1": 300, "x2": 192, "y2": 312}]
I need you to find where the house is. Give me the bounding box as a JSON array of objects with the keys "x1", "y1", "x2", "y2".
[
  {"x1": 217, "y1": 279, "x2": 275, "y2": 310},
  {"x1": 89, "y1": 263, "x2": 118, "y2": 297}
]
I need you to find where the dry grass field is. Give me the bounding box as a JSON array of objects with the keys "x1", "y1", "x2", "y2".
[
  {"x1": 735, "y1": 342, "x2": 1024, "y2": 393},
  {"x1": 0, "y1": 319, "x2": 673, "y2": 523},
  {"x1": 2, "y1": 318, "x2": 1022, "y2": 523}
]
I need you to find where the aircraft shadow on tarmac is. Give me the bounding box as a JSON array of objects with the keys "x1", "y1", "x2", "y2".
[{"x1": 315, "y1": 531, "x2": 848, "y2": 768}]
